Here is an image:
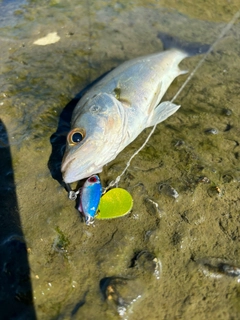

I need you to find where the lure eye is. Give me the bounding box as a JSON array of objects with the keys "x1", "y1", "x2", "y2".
[
  {"x1": 88, "y1": 176, "x2": 98, "y2": 183},
  {"x1": 67, "y1": 128, "x2": 86, "y2": 146}
]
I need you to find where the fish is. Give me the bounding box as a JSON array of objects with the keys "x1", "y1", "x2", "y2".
[
  {"x1": 78, "y1": 175, "x2": 102, "y2": 224},
  {"x1": 61, "y1": 49, "x2": 188, "y2": 183}
]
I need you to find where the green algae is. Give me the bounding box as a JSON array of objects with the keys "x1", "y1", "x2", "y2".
[{"x1": 54, "y1": 226, "x2": 70, "y2": 252}]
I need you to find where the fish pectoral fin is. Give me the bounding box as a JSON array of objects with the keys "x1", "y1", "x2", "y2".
[
  {"x1": 148, "y1": 81, "x2": 162, "y2": 115},
  {"x1": 146, "y1": 101, "x2": 181, "y2": 128},
  {"x1": 113, "y1": 87, "x2": 132, "y2": 108}
]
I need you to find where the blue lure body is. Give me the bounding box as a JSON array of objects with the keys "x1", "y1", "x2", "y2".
[{"x1": 78, "y1": 175, "x2": 102, "y2": 224}]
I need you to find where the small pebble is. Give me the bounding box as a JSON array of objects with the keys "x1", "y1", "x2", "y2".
[
  {"x1": 222, "y1": 108, "x2": 232, "y2": 116},
  {"x1": 207, "y1": 186, "x2": 223, "y2": 197},
  {"x1": 131, "y1": 251, "x2": 162, "y2": 280},
  {"x1": 174, "y1": 140, "x2": 185, "y2": 148},
  {"x1": 100, "y1": 277, "x2": 142, "y2": 317},
  {"x1": 144, "y1": 198, "x2": 162, "y2": 216},
  {"x1": 197, "y1": 176, "x2": 210, "y2": 184},
  {"x1": 224, "y1": 124, "x2": 232, "y2": 132},
  {"x1": 159, "y1": 183, "x2": 179, "y2": 198},
  {"x1": 222, "y1": 174, "x2": 233, "y2": 183},
  {"x1": 197, "y1": 257, "x2": 240, "y2": 280},
  {"x1": 205, "y1": 128, "x2": 218, "y2": 135}
]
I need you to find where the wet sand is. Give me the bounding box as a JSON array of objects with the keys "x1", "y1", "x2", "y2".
[{"x1": 0, "y1": 1, "x2": 240, "y2": 319}]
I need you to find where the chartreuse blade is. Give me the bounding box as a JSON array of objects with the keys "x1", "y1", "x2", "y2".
[{"x1": 97, "y1": 188, "x2": 133, "y2": 219}]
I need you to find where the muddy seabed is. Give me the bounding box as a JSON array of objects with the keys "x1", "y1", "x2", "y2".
[{"x1": 0, "y1": 0, "x2": 240, "y2": 319}]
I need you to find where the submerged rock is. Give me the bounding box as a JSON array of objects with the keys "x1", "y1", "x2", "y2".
[
  {"x1": 100, "y1": 277, "x2": 142, "y2": 317},
  {"x1": 144, "y1": 198, "x2": 162, "y2": 216},
  {"x1": 204, "y1": 128, "x2": 219, "y2": 134},
  {"x1": 222, "y1": 108, "x2": 232, "y2": 116},
  {"x1": 158, "y1": 183, "x2": 179, "y2": 199},
  {"x1": 100, "y1": 251, "x2": 161, "y2": 317},
  {"x1": 130, "y1": 250, "x2": 162, "y2": 280},
  {"x1": 196, "y1": 257, "x2": 240, "y2": 280}
]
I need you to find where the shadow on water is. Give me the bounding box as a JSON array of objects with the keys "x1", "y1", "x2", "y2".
[
  {"x1": 48, "y1": 71, "x2": 111, "y2": 187},
  {"x1": 0, "y1": 119, "x2": 36, "y2": 319}
]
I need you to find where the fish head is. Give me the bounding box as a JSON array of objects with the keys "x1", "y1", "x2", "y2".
[{"x1": 61, "y1": 93, "x2": 126, "y2": 183}]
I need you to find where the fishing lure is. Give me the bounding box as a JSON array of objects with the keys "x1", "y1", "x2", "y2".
[{"x1": 78, "y1": 175, "x2": 102, "y2": 225}]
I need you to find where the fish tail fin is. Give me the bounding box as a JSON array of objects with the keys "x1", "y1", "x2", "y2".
[{"x1": 158, "y1": 32, "x2": 210, "y2": 56}]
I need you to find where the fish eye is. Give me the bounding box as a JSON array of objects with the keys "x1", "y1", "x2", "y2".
[
  {"x1": 67, "y1": 128, "x2": 86, "y2": 146},
  {"x1": 72, "y1": 132, "x2": 83, "y2": 143}
]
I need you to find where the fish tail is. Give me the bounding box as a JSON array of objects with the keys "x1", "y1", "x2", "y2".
[{"x1": 158, "y1": 32, "x2": 210, "y2": 56}]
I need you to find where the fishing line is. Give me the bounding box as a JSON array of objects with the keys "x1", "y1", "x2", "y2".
[
  {"x1": 86, "y1": 0, "x2": 93, "y2": 82},
  {"x1": 107, "y1": 10, "x2": 240, "y2": 190}
]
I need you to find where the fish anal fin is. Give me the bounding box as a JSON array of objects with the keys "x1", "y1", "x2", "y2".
[{"x1": 146, "y1": 101, "x2": 181, "y2": 128}]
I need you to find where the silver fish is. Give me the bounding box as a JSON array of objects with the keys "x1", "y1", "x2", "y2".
[{"x1": 61, "y1": 49, "x2": 188, "y2": 183}]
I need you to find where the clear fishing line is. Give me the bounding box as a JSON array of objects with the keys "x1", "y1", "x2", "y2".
[{"x1": 107, "y1": 10, "x2": 240, "y2": 189}]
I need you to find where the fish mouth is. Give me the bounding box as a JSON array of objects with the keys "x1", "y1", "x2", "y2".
[
  {"x1": 62, "y1": 166, "x2": 103, "y2": 184},
  {"x1": 61, "y1": 156, "x2": 83, "y2": 183},
  {"x1": 61, "y1": 155, "x2": 76, "y2": 174},
  {"x1": 61, "y1": 155, "x2": 103, "y2": 183}
]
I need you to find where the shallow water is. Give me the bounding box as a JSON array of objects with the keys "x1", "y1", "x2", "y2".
[{"x1": 0, "y1": 0, "x2": 240, "y2": 319}]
